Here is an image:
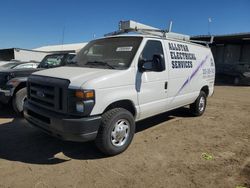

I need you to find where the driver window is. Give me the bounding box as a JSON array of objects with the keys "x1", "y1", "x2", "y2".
[{"x1": 141, "y1": 40, "x2": 164, "y2": 61}]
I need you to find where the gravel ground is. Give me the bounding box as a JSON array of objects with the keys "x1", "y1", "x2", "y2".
[{"x1": 0, "y1": 86, "x2": 249, "y2": 188}]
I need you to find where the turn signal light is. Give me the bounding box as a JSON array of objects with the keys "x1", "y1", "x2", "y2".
[{"x1": 75, "y1": 90, "x2": 95, "y2": 100}]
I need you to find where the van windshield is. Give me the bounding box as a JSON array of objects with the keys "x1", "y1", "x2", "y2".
[{"x1": 72, "y1": 37, "x2": 143, "y2": 70}]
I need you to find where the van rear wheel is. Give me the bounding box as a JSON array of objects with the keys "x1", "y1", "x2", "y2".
[
  {"x1": 95, "y1": 108, "x2": 135, "y2": 156},
  {"x1": 190, "y1": 91, "x2": 207, "y2": 116}
]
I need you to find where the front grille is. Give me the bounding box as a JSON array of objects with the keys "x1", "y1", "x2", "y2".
[
  {"x1": 27, "y1": 109, "x2": 50, "y2": 124},
  {"x1": 27, "y1": 75, "x2": 70, "y2": 113}
]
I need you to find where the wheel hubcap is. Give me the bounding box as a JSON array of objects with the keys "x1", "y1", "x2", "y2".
[
  {"x1": 111, "y1": 119, "x2": 130, "y2": 147},
  {"x1": 199, "y1": 97, "x2": 205, "y2": 112}
]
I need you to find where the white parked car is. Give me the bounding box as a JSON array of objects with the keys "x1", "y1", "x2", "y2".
[
  {"x1": 0, "y1": 61, "x2": 38, "y2": 70},
  {"x1": 0, "y1": 61, "x2": 17, "y2": 70},
  {"x1": 24, "y1": 21, "x2": 215, "y2": 155}
]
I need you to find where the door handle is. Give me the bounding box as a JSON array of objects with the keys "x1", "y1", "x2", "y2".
[{"x1": 164, "y1": 82, "x2": 168, "y2": 89}]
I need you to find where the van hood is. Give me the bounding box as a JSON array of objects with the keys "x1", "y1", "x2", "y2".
[{"x1": 32, "y1": 67, "x2": 128, "y2": 89}]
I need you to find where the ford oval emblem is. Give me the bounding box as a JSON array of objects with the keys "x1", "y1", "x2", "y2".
[{"x1": 37, "y1": 91, "x2": 45, "y2": 98}]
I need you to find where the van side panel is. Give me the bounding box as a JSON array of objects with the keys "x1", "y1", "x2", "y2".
[{"x1": 163, "y1": 40, "x2": 215, "y2": 110}]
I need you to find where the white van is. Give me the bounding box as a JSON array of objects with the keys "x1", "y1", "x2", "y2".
[{"x1": 24, "y1": 21, "x2": 215, "y2": 155}]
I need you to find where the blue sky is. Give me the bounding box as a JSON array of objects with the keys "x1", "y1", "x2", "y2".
[{"x1": 0, "y1": 0, "x2": 249, "y2": 49}]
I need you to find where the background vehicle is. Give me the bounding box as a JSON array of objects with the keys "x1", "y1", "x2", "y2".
[
  {"x1": 216, "y1": 63, "x2": 250, "y2": 85},
  {"x1": 0, "y1": 61, "x2": 16, "y2": 68},
  {"x1": 0, "y1": 53, "x2": 75, "y2": 113},
  {"x1": 0, "y1": 61, "x2": 39, "y2": 71},
  {"x1": 191, "y1": 34, "x2": 250, "y2": 85},
  {"x1": 24, "y1": 21, "x2": 215, "y2": 155}
]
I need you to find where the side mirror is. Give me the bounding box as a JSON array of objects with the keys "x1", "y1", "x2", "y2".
[
  {"x1": 152, "y1": 54, "x2": 165, "y2": 72},
  {"x1": 138, "y1": 54, "x2": 165, "y2": 72},
  {"x1": 138, "y1": 59, "x2": 152, "y2": 72}
]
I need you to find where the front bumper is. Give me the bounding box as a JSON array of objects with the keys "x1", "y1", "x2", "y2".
[
  {"x1": 0, "y1": 88, "x2": 12, "y2": 104},
  {"x1": 24, "y1": 102, "x2": 102, "y2": 142}
]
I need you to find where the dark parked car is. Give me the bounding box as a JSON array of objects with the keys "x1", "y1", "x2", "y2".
[{"x1": 0, "y1": 53, "x2": 76, "y2": 113}]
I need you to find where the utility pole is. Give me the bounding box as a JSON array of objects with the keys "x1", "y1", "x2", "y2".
[{"x1": 61, "y1": 26, "x2": 65, "y2": 50}]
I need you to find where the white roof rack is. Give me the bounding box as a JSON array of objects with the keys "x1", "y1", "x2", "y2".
[{"x1": 105, "y1": 20, "x2": 190, "y2": 41}]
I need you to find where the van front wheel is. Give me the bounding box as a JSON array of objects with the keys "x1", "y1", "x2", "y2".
[
  {"x1": 190, "y1": 91, "x2": 207, "y2": 116},
  {"x1": 95, "y1": 108, "x2": 135, "y2": 156}
]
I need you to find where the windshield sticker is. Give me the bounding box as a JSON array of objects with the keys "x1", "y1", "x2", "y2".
[{"x1": 116, "y1": 46, "x2": 133, "y2": 52}]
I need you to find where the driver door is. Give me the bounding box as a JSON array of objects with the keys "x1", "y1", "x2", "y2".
[{"x1": 136, "y1": 40, "x2": 169, "y2": 120}]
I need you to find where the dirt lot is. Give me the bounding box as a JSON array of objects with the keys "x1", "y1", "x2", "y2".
[{"x1": 0, "y1": 86, "x2": 249, "y2": 188}]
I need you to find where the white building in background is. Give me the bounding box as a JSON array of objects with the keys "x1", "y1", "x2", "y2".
[
  {"x1": 0, "y1": 42, "x2": 88, "y2": 62},
  {"x1": 0, "y1": 48, "x2": 50, "y2": 62}
]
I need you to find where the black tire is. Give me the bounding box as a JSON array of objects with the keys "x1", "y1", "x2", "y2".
[
  {"x1": 190, "y1": 91, "x2": 207, "y2": 116},
  {"x1": 95, "y1": 108, "x2": 135, "y2": 156},
  {"x1": 12, "y1": 87, "x2": 27, "y2": 115}
]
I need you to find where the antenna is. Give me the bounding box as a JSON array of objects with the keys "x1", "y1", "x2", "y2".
[{"x1": 168, "y1": 21, "x2": 173, "y2": 32}]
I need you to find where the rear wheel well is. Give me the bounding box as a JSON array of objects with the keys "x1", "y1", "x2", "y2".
[
  {"x1": 104, "y1": 100, "x2": 136, "y2": 117},
  {"x1": 201, "y1": 86, "x2": 209, "y2": 96}
]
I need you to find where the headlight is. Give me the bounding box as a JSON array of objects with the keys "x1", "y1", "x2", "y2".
[
  {"x1": 6, "y1": 73, "x2": 15, "y2": 81},
  {"x1": 76, "y1": 101, "x2": 85, "y2": 113},
  {"x1": 7, "y1": 78, "x2": 20, "y2": 87},
  {"x1": 73, "y1": 89, "x2": 95, "y2": 114}
]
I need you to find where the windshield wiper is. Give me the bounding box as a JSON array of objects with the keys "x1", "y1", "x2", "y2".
[{"x1": 86, "y1": 61, "x2": 115, "y2": 69}]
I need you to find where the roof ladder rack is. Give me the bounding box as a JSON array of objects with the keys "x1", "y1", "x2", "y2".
[{"x1": 104, "y1": 20, "x2": 191, "y2": 41}]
